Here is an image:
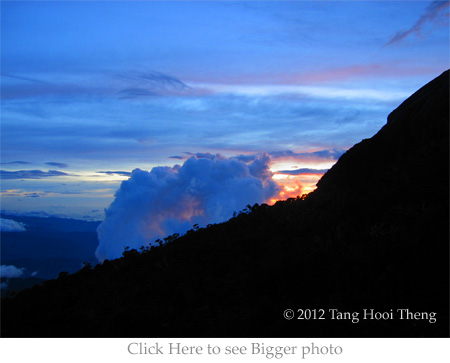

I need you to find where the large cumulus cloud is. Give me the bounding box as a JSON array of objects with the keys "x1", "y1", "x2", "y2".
[{"x1": 96, "y1": 153, "x2": 280, "y2": 261}]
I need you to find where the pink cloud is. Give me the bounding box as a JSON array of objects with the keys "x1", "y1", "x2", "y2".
[{"x1": 188, "y1": 62, "x2": 441, "y2": 88}]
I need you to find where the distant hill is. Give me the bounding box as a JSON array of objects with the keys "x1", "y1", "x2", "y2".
[
  {"x1": 1, "y1": 277, "x2": 46, "y2": 299},
  {"x1": 1, "y1": 70, "x2": 448, "y2": 338}
]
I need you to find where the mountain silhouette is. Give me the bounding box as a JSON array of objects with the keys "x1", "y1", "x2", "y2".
[
  {"x1": 1, "y1": 70, "x2": 448, "y2": 337},
  {"x1": 315, "y1": 69, "x2": 448, "y2": 201}
]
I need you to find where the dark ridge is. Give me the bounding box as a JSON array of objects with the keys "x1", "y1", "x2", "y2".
[
  {"x1": 314, "y1": 69, "x2": 449, "y2": 201},
  {"x1": 1, "y1": 70, "x2": 448, "y2": 338},
  {"x1": 1, "y1": 277, "x2": 46, "y2": 299}
]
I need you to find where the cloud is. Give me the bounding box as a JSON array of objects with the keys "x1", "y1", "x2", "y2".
[
  {"x1": 96, "y1": 153, "x2": 280, "y2": 261},
  {"x1": 0, "y1": 64, "x2": 396, "y2": 169},
  {"x1": 120, "y1": 71, "x2": 190, "y2": 89},
  {"x1": 0, "y1": 169, "x2": 70, "y2": 179},
  {"x1": 276, "y1": 168, "x2": 328, "y2": 176},
  {"x1": 385, "y1": 0, "x2": 449, "y2": 46},
  {"x1": 0, "y1": 218, "x2": 27, "y2": 232},
  {"x1": 1, "y1": 70, "x2": 192, "y2": 102},
  {"x1": 234, "y1": 154, "x2": 260, "y2": 163},
  {"x1": 1, "y1": 189, "x2": 49, "y2": 198},
  {"x1": 184, "y1": 152, "x2": 224, "y2": 160},
  {"x1": 284, "y1": 64, "x2": 439, "y2": 84},
  {"x1": 116, "y1": 88, "x2": 159, "y2": 98},
  {"x1": 270, "y1": 148, "x2": 346, "y2": 161},
  {"x1": 195, "y1": 82, "x2": 410, "y2": 102},
  {"x1": 0, "y1": 265, "x2": 25, "y2": 278},
  {"x1": 24, "y1": 192, "x2": 44, "y2": 198},
  {"x1": 169, "y1": 155, "x2": 185, "y2": 160},
  {"x1": 116, "y1": 71, "x2": 191, "y2": 99},
  {"x1": 0, "y1": 210, "x2": 51, "y2": 218},
  {"x1": 1, "y1": 161, "x2": 31, "y2": 165},
  {"x1": 1, "y1": 80, "x2": 95, "y2": 101},
  {"x1": 97, "y1": 171, "x2": 132, "y2": 177},
  {"x1": 1, "y1": 73, "x2": 46, "y2": 84},
  {"x1": 45, "y1": 162, "x2": 69, "y2": 168},
  {"x1": 235, "y1": 149, "x2": 345, "y2": 164}
]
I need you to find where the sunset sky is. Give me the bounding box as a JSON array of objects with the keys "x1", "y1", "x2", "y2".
[{"x1": 1, "y1": 0, "x2": 449, "y2": 221}]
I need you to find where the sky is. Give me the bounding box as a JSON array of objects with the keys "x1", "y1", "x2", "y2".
[{"x1": 1, "y1": 0, "x2": 449, "y2": 222}]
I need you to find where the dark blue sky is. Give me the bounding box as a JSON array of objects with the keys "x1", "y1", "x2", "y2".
[{"x1": 1, "y1": 0, "x2": 449, "y2": 220}]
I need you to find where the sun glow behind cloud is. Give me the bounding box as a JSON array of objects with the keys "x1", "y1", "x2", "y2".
[
  {"x1": 268, "y1": 156, "x2": 336, "y2": 202},
  {"x1": 270, "y1": 173, "x2": 324, "y2": 203}
]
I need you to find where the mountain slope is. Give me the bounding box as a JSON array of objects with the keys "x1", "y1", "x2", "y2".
[
  {"x1": 1, "y1": 70, "x2": 448, "y2": 337},
  {"x1": 315, "y1": 68, "x2": 448, "y2": 201}
]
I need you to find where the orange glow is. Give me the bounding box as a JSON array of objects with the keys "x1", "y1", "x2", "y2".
[{"x1": 268, "y1": 172, "x2": 325, "y2": 205}]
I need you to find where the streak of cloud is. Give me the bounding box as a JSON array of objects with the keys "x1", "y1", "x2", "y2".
[
  {"x1": 1, "y1": 190, "x2": 48, "y2": 198},
  {"x1": 269, "y1": 149, "x2": 345, "y2": 161},
  {"x1": 184, "y1": 152, "x2": 223, "y2": 160},
  {"x1": 116, "y1": 71, "x2": 191, "y2": 99},
  {"x1": 276, "y1": 168, "x2": 329, "y2": 176},
  {"x1": 0, "y1": 170, "x2": 70, "y2": 179},
  {"x1": 234, "y1": 149, "x2": 345, "y2": 164},
  {"x1": 45, "y1": 162, "x2": 69, "y2": 168},
  {"x1": 0, "y1": 189, "x2": 82, "y2": 198},
  {"x1": 96, "y1": 171, "x2": 132, "y2": 177},
  {"x1": 385, "y1": 0, "x2": 450, "y2": 46},
  {"x1": 0, "y1": 73, "x2": 46, "y2": 84},
  {"x1": 2, "y1": 70, "x2": 192, "y2": 101},
  {"x1": 1, "y1": 161, "x2": 31, "y2": 165}
]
